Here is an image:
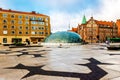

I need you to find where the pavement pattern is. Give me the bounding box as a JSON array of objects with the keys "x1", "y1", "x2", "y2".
[{"x1": 0, "y1": 44, "x2": 120, "y2": 80}]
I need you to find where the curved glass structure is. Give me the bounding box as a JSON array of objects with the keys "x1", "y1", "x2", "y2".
[{"x1": 45, "y1": 31, "x2": 82, "y2": 43}]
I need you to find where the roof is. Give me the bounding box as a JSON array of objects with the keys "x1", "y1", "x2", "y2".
[
  {"x1": 95, "y1": 20, "x2": 114, "y2": 27},
  {"x1": 0, "y1": 8, "x2": 49, "y2": 17},
  {"x1": 72, "y1": 27, "x2": 78, "y2": 32},
  {"x1": 82, "y1": 15, "x2": 87, "y2": 24}
]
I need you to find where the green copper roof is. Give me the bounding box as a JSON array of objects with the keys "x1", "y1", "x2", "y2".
[{"x1": 82, "y1": 15, "x2": 87, "y2": 24}]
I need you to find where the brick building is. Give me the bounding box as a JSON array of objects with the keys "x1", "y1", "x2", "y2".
[{"x1": 77, "y1": 16, "x2": 118, "y2": 43}]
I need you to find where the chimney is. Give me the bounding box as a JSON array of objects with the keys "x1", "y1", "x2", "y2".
[
  {"x1": 0, "y1": 8, "x2": 2, "y2": 10},
  {"x1": 32, "y1": 11, "x2": 36, "y2": 14},
  {"x1": 9, "y1": 9, "x2": 12, "y2": 11}
]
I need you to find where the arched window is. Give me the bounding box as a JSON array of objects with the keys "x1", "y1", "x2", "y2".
[
  {"x1": 3, "y1": 20, "x2": 7, "y2": 23},
  {"x1": 11, "y1": 20, "x2": 14, "y2": 24},
  {"x1": 3, "y1": 25, "x2": 7, "y2": 28},
  {"x1": 11, "y1": 26, "x2": 15, "y2": 29},
  {"x1": 19, "y1": 31, "x2": 22, "y2": 34},
  {"x1": 11, "y1": 15, "x2": 15, "y2": 18}
]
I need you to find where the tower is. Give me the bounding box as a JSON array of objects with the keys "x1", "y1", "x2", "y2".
[{"x1": 82, "y1": 15, "x2": 87, "y2": 24}]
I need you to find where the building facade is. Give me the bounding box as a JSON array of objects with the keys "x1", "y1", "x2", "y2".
[
  {"x1": 77, "y1": 17, "x2": 118, "y2": 43},
  {"x1": 0, "y1": 8, "x2": 51, "y2": 44},
  {"x1": 116, "y1": 19, "x2": 120, "y2": 37}
]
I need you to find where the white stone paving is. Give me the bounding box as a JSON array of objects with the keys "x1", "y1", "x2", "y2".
[{"x1": 0, "y1": 44, "x2": 120, "y2": 80}]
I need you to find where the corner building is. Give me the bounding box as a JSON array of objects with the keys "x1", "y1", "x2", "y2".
[{"x1": 0, "y1": 8, "x2": 51, "y2": 44}]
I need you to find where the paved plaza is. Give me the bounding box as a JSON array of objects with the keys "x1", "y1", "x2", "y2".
[{"x1": 0, "y1": 44, "x2": 120, "y2": 80}]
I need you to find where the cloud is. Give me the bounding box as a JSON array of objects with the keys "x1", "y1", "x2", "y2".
[
  {"x1": 35, "y1": 0, "x2": 81, "y2": 9},
  {"x1": 49, "y1": 9, "x2": 93, "y2": 33},
  {"x1": 1, "y1": 0, "x2": 120, "y2": 33},
  {"x1": 50, "y1": 0, "x2": 120, "y2": 32},
  {"x1": 0, "y1": 0, "x2": 8, "y2": 8},
  {"x1": 0, "y1": 0, "x2": 15, "y2": 10},
  {"x1": 94, "y1": 0, "x2": 120, "y2": 21},
  {"x1": 49, "y1": 11, "x2": 80, "y2": 32}
]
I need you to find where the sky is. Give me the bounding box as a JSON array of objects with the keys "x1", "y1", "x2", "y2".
[{"x1": 0, "y1": 0, "x2": 120, "y2": 32}]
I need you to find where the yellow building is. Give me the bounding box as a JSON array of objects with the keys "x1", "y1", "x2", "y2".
[{"x1": 0, "y1": 8, "x2": 51, "y2": 44}]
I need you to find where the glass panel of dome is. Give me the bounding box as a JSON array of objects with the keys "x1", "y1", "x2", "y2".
[{"x1": 45, "y1": 31, "x2": 82, "y2": 43}]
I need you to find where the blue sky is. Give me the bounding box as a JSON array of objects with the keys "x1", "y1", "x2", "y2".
[{"x1": 1, "y1": 0, "x2": 120, "y2": 32}]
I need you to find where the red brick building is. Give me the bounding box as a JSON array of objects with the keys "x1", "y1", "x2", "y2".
[{"x1": 73, "y1": 16, "x2": 118, "y2": 43}]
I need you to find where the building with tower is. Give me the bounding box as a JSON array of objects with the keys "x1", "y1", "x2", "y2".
[{"x1": 74, "y1": 16, "x2": 118, "y2": 43}]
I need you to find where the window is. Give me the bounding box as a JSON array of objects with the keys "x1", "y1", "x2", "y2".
[
  {"x1": 42, "y1": 27, "x2": 44, "y2": 30},
  {"x1": 32, "y1": 26, "x2": 36, "y2": 30},
  {"x1": 31, "y1": 21, "x2": 37, "y2": 24},
  {"x1": 19, "y1": 31, "x2": 22, "y2": 34},
  {"x1": 11, "y1": 20, "x2": 14, "y2": 24},
  {"x1": 3, "y1": 20, "x2": 7, "y2": 23},
  {"x1": 3, "y1": 30, "x2": 7, "y2": 34},
  {"x1": 3, "y1": 14, "x2": 7, "y2": 18},
  {"x1": 31, "y1": 31, "x2": 35, "y2": 34},
  {"x1": 26, "y1": 27, "x2": 29, "y2": 30},
  {"x1": 25, "y1": 21, "x2": 29, "y2": 24},
  {"x1": 11, "y1": 26, "x2": 15, "y2": 29},
  {"x1": 31, "y1": 31, "x2": 37, "y2": 35},
  {"x1": 35, "y1": 32, "x2": 37, "y2": 34},
  {"x1": 39, "y1": 32, "x2": 41, "y2": 34},
  {"x1": 45, "y1": 18, "x2": 48, "y2": 21},
  {"x1": 11, "y1": 31, "x2": 15, "y2": 34},
  {"x1": 18, "y1": 15, "x2": 22, "y2": 18},
  {"x1": 11, "y1": 15, "x2": 15, "y2": 18},
  {"x1": 26, "y1": 32, "x2": 29, "y2": 34},
  {"x1": 19, "y1": 26, "x2": 22, "y2": 30},
  {"x1": 3, "y1": 38, "x2": 7, "y2": 43},
  {"x1": 38, "y1": 22, "x2": 44, "y2": 25},
  {"x1": 3, "y1": 25, "x2": 7, "y2": 28},
  {"x1": 46, "y1": 23, "x2": 48, "y2": 26},
  {"x1": 38, "y1": 17, "x2": 43, "y2": 21},
  {"x1": 42, "y1": 32, "x2": 44, "y2": 34},
  {"x1": 39, "y1": 27, "x2": 41, "y2": 30},
  {"x1": 26, "y1": 16, "x2": 29, "y2": 19},
  {"x1": 39, "y1": 32, "x2": 44, "y2": 35},
  {"x1": 18, "y1": 21, "x2": 22, "y2": 24}
]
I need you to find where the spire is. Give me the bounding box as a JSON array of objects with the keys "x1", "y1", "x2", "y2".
[{"x1": 82, "y1": 15, "x2": 87, "y2": 24}]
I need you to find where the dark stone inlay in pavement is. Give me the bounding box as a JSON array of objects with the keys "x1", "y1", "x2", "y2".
[
  {"x1": 103, "y1": 53, "x2": 120, "y2": 56},
  {"x1": 109, "y1": 54, "x2": 120, "y2": 56},
  {"x1": 14, "y1": 51, "x2": 44, "y2": 58},
  {"x1": 5, "y1": 58, "x2": 113, "y2": 80}
]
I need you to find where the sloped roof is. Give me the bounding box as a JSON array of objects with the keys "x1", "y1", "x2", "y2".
[
  {"x1": 72, "y1": 27, "x2": 78, "y2": 32},
  {"x1": 95, "y1": 20, "x2": 114, "y2": 27},
  {"x1": 0, "y1": 8, "x2": 48, "y2": 17}
]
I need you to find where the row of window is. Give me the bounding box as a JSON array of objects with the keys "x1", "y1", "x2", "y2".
[
  {"x1": 32, "y1": 26, "x2": 45, "y2": 30},
  {"x1": 2, "y1": 14, "x2": 48, "y2": 21},
  {"x1": 3, "y1": 25, "x2": 46, "y2": 30},
  {"x1": 2, "y1": 20, "x2": 47, "y2": 25},
  {"x1": 3, "y1": 30, "x2": 45, "y2": 35},
  {"x1": 3, "y1": 14, "x2": 29, "y2": 19},
  {"x1": 3, "y1": 25, "x2": 29, "y2": 29},
  {"x1": 3, "y1": 19, "x2": 29, "y2": 24}
]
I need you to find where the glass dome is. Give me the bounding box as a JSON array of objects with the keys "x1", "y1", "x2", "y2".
[{"x1": 45, "y1": 31, "x2": 82, "y2": 43}]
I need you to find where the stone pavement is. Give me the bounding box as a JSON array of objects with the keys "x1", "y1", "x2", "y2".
[{"x1": 0, "y1": 44, "x2": 120, "y2": 80}]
